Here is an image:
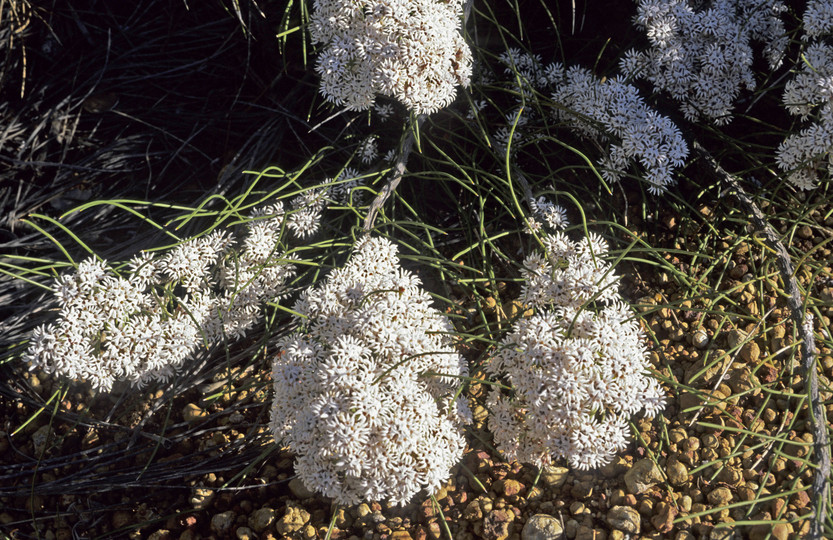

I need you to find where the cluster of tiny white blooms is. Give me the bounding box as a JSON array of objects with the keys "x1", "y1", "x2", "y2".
[
  {"x1": 518, "y1": 230, "x2": 620, "y2": 310},
  {"x1": 804, "y1": 0, "x2": 833, "y2": 39},
  {"x1": 549, "y1": 65, "x2": 689, "y2": 193},
  {"x1": 328, "y1": 167, "x2": 367, "y2": 205},
  {"x1": 498, "y1": 48, "x2": 562, "y2": 93},
  {"x1": 24, "y1": 198, "x2": 319, "y2": 391},
  {"x1": 486, "y1": 231, "x2": 665, "y2": 470},
  {"x1": 490, "y1": 49, "x2": 559, "y2": 153},
  {"x1": 528, "y1": 196, "x2": 569, "y2": 232},
  {"x1": 358, "y1": 136, "x2": 379, "y2": 165},
  {"x1": 286, "y1": 189, "x2": 328, "y2": 238},
  {"x1": 621, "y1": 0, "x2": 787, "y2": 125},
  {"x1": 493, "y1": 51, "x2": 688, "y2": 193},
  {"x1": 213, "y1": 203, "x2": 300, "y2": 339},
  {"x1": 270, "y1": 236, "x2": 470, "y2": 506},
  {"x1": 25, "y1": 255, "x2": 210, "y2": 392},
  {"x1": 310, "y1": 0, "x2": 472, "y2": 114},
  {"x1": 776, "y1": 7, "x2": 833, "y2": 190}
]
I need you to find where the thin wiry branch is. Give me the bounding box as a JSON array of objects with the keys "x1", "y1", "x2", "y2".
[
  {"x1": 694, "y1": 140, "x2": 831, "y2": 540},
  {"x1": 363, "y1": 114, "x2": 425, "y2": 231}
]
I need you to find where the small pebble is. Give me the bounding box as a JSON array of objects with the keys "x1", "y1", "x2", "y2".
[
  {"x1": 235, "y1": 527, "x2": 255, "y2": 540},
  {"x1": 707, "y1": 487, "x2": 734, "y2": 506},
  {"x1": 606, "y1": 506, "x2": 641, "y2": 534},
  {"x1": 624, "y1": 459, "x2": 663, "y2": 494},
  {"x1": 521, "y1": 514, "x2": 563, "y2": 540},
  {"x1": 249, "y1": 507, "x2": 276, "y2": 533},
  {"x1": 210, "y1": 511, "x2": 235, "y2": 535},
  {"x1": 276, "y1": 503, "x2": 309, "y2": 535},
  {"x1": 540, "y1": 466, "x2": 569, "y2": 489},
  {"x1": 692, "y1": 329, "x2": 709, "y2": 349},
  {"x1": 666, "y1": 457, "x2": 689, "y2": 486},
  {"x1": 182, "y1": 403, "x2": 207, "y2": 423},
  {"x1": 189, "y1": 488, "x2": 214, "y2": 510},
  {"x1": 32, "y1": 425, "x2": 54, "y2": 456},
  {"x1": 288, "y1": 477, "x2": 316, "y2": 499}
]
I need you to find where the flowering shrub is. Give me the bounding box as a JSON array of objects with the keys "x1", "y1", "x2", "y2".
[
  {"x1": 269, "y1": 236, "x2": 470, "y2": 506},
  {"x1": 310, "y1": 0, "x2": 472, "y2": 113},
  {"x1": 496, "y1": 51, "x2": 689, "y2": 194},
  {"x1": 621, "y1": 0, "x2": 787, "y2": 125},
  {"x1": 486, "y1": 221, "x2": 665, "y2": 469},
  {"x1": 24, "y1": 199, "x2": 313, "y2": 391},
  {"x1": 776, "y1": 1, "x2": 833, "y2": 190}
]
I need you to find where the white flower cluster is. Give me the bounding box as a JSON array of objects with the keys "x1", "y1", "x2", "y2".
[
  {"x1": 328, "y1": 167, "x2": 368, "y2": 206},
  {"x1": 550, "y1": 66, "x2": 689, "y2": 193},
  {"x1": 495, "y1": 51, "x2": 688, "y2": 194},
  {"x1": 621, "y1": 0, "x2": 788, "y2": 125},
  {"x1": 776, "y1": 2, "x2": 833, "y2": 190},
  {"x1": 526, "y1": 196, "x2": 569, "y2": 234},
  {"x1": 804, "y1": 0, "x2": 833, "y2": 39},
  {"x1": 357, "y1": 136, "x2": 379, "y2": 165},
  {"x1": 269, "y1": 236, "x2": 470, "y2": 506},
  {"x1": 310, "y1": 0, "x2": 472, "y2": 114},
  {"x1": 486, "y1": 229, "x2": 665, "y2": 470},
  {"x1": 24, "y1": 198, "x2": 320, "y2": 392}
]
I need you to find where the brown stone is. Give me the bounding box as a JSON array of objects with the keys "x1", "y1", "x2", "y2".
[
  {"x1": 666, "y1": 456, "x2": 689, "y2": 486},
  {"x1": 624, "y1": 459, "x2": 663, "y2": 494},
  {"x1": 740, "y1": 341, "x2": 761, "y2": 363},
  {"x1": 482, "y1": 509, "x2": 514, "y2": 540},
  {"x1": 463, "y1": 501, "x2": 482, "y2": 521},
  {"x1": 707, "y1": 487, "x2": 733, "y2": 506},
  {"x1": 502, "y1": 479, "x2": 523, "y2": 498},
  {"x1": 792, "y1": 489, "x2": 811, "y2": 509},
  {"x1": 276, "y1": 503, "x2": 310, "y2": 535},
  {"x1": 650, "y1": 502, "x2": 676, "y2": 534},
  {"x1": 606, "y1": 506, "x2": 640, "y2": 534}
]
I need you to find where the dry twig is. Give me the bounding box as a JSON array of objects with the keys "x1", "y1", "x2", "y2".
[{"x1": 694, "y1": 140, "x2": 831, "y2": 539}]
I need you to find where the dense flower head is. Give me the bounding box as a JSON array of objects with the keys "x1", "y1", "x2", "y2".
[
  {"x1": 24, "y1": 195, "x2": 323, "y2": 391},
  {"x1": 621, "y1": 0, "x2": 787, "y2": 125},
  {"x1": 804, "y1": 0, "x2": 833, "y2": 39},
  {"x1": 496, "y1": 51, "x2": 688, "y2": 194},
  {"x1": 310, "y1": 0, "x2": 472, "y2": 114},
  {"x1": 776, "y1": 5, "x2": 833, "y2": 189},
  {"x1": 549, "y1": 66, "x2": 689, "y2": 193},
  {"x1": 486, "y1": 229, "x2": 664, "y2": 470},
  {"x1": 270, "y1": 236, "x2": 470, "y2": 506}
]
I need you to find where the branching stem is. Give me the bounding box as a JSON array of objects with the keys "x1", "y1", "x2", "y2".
[{"x1": 694, "y1": 140, "x2": 831, "y2": 540}]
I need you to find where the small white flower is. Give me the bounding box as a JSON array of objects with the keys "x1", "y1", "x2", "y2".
[
  {"x1": 776, "y1": 36, "x2": 833, "y2": 189},
  {"x1": 549, "y1": 68, "x2": 688, "y2": 193},
  {"x1": 358, "y1": 136, "x2": 379, "y2": 165},
  {"x1": 804, "y1": 0, "x2": 833, "y2": 38},
  {"x1": 374, "y1": 102, "x2": 395, "y2": 120},
  {"x1": 529, "y1": 197, "x2": 569, "y2": 231}
]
